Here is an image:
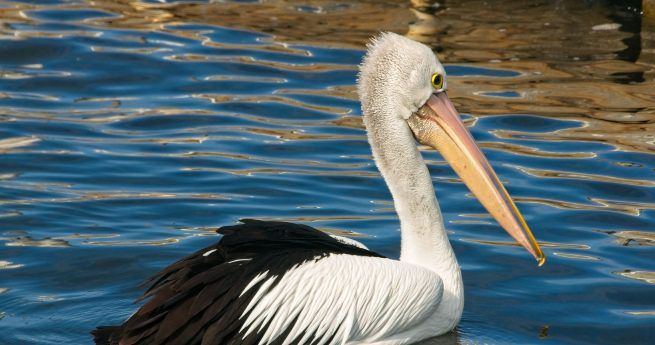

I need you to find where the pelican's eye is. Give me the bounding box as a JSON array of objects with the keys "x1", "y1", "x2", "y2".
[{"x1": 431, "y1": 73, "x2": 444, "y2": 90}]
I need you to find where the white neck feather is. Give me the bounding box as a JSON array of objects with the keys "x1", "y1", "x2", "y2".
[
  {"x1": 363, "y1": 102, "x2": 460, "y2": 278},
  {"x1": 358, "y1": 33, "x2": 463, "y2": 323},
  {"x1": 362, "y1": 99, "x2": 464, "y2": 327}
]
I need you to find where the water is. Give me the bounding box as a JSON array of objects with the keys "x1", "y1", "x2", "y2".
[{"x1": 0, "y1": 0, "x2": 654, "y2": 344}]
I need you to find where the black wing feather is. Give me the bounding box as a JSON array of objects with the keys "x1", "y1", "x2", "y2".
[{"x1": 92, "y1": 219, "x2": 383, "y2": 345}]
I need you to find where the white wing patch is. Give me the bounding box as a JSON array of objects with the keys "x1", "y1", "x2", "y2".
[
  {"x1": 239, "y1": 254, "x2": 443, "y2": 345},
  {"x1": 328, "y1": 234, "x2": 369, "y2": 250},
  {"x1": 202, "y1": 249, "x2": 217, "y2": 256},
  {"x1": 241, "y1": 270, "x2": 270, "y2": 297}
]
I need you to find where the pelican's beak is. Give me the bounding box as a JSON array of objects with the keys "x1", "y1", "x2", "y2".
[{"x1": 408, "y1": 92, "x2": 545, "y2": 265}]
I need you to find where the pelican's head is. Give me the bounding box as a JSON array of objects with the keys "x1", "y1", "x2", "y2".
[
  {"x1": 358, "y1": 32, "x2": 446, "y2": 122},
  {"x1": 358, "y1": 33, "x2": 545, "y2": 265}
]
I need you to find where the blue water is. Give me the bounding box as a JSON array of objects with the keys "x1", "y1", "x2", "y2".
[{"x1": 1, "y1": 1, "x2": 654, "y2": 344}]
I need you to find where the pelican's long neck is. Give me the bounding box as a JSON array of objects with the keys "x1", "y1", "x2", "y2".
[
  {"x1": 365, "y1": 112, "x2": 458, "y2": 271},
  {"x1": 359, "y1": 32, "x2": 463, "y2": 328},
  {"x1": 361, "y1": 96, "x2": 463, "y2": 309}
]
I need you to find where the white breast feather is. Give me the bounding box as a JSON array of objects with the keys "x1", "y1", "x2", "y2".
[{"x1": 239, "y1": 254, "x2": 443, "y2": 345}]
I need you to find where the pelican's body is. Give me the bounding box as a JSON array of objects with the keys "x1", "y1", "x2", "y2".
[{"x1": 93, "y1": 33, "x2": 543, "y2": 345}]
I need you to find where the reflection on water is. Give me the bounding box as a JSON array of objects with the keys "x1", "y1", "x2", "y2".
[
  {"x1": 0, "y1": 0, "x2": 653, "y2": 344},
  {"x1": 607, "y1": 230, "x2": 655, "y2": 246},
  {"x1": 616, "y1": 270, "x2": 655, "y2": 284}
]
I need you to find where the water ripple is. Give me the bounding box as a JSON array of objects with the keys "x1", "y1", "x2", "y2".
[{"x1": 0, "y1": 1, "x2": 653, "y2": 345}]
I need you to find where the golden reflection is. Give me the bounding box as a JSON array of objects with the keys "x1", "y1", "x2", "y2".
[
  {"x1": 415, "y1": 1, "x2": 654, "y2": 155},
  {"x1": 90, "y1": 46, "x2": 171, "y2": 54},
  {"x1": 1, "y1": 91, "x2": 58, "y2": 100},
  {"x1": 606, "y1": 230, "x2": 655, "y2": 246},
  {"x1": 552, "y1": 252, "x2": 601, "y2": 261},
  {"x1": 0, "y1": 71, "x2": 30, "y2": 79},
  {"x1": 75, "y1": 96, "x2": 136, "y2": 105},
  {"x1": 516, "y1": 196, "x2": 655, "y2": 216},
  {"x1": 250, "y1": 215, "x2": 394, "y2": 223},
  {"x1": 177, "y1": 226, "x2": 219, "y2": 233},
  {"x1": 449, "y1": 220, "x2": 492, "y2": 225},
  {"x1": 59, "y1": 233, "x2": 118, "y2": 240},
  {"x1": 514, "y1": 166, "x2": 655, "y2": 187},
  {"x1": 331, "y1": 115, "x2": 365, "y2": 130},
  {"x1": 277, "y1": 86, "x2": 359, "y2": 101},
  {"x1": 192, "y1": 94, "x2": 350, "y2": 114},
  {"x1": 246, "y1": 127, "x2": 357, "y2": 141},
  {"x1": 616, "y1": 270, "x2": 655, "y2": 284},
  {"x1": 479, "y1": 142, "x2": 596, "y2": 159},
  {"x1": 36, "y1": 295, "x2": 64, "y2": 302},
  {"x1": 0, "y1": 260, "x2": 24, "y2": 269},
  {"x1": 3, "y1": 236, "x2": 70, "y2": 247},
  {"x1": 181, "y1": 166, "x2": 378, "y2": 178},
  {"x1": 88, "y1": 191, "x2": 227, "y2": 200},
  {"x1": 0, "y1": 136, "x2": 40, "y2": 153},
  {"x1": 182, "y1": 151, "x2": 366, "y2": 169},
  {"x1": 204, "y1": 75, "x2": 286, "y2": 83},
  {"x1": 198, "y1": 41, "x2": 308, "y2": 56},
  {"x1": 129, "y1": 137, "x2": 207, "y2": 144},
  {"x1": 85, "y1": 238, "x2": 180, "y2": 246},
  {"x1": 0, "y1": 191, "x2": 230, "y2": 206},
  {"x1": 461, "y1": 238, "x2": 590, "y2": 250},
  {"x1": 166, "y1": 54, "x2": 357, "y2": 72},
  {"x1": 0, "y1": 1, "x2": 410, "y2": 47}
]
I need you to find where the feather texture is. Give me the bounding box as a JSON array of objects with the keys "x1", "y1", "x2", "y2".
[
  {"x1": 239, "y1": 254, "x2": 443, "y2": 345},
  {"x1": 92, "y1": 220, "x2": 403, "y2": 345}
]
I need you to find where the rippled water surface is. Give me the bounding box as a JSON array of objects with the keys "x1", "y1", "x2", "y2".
[{"x1": 1, "y1": 0, "x2": 654, "y2": 344}]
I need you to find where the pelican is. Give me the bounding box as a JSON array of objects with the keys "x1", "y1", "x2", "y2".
[{"x1": 93, "y1": 32, "x2": 544, "y2": 345}]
